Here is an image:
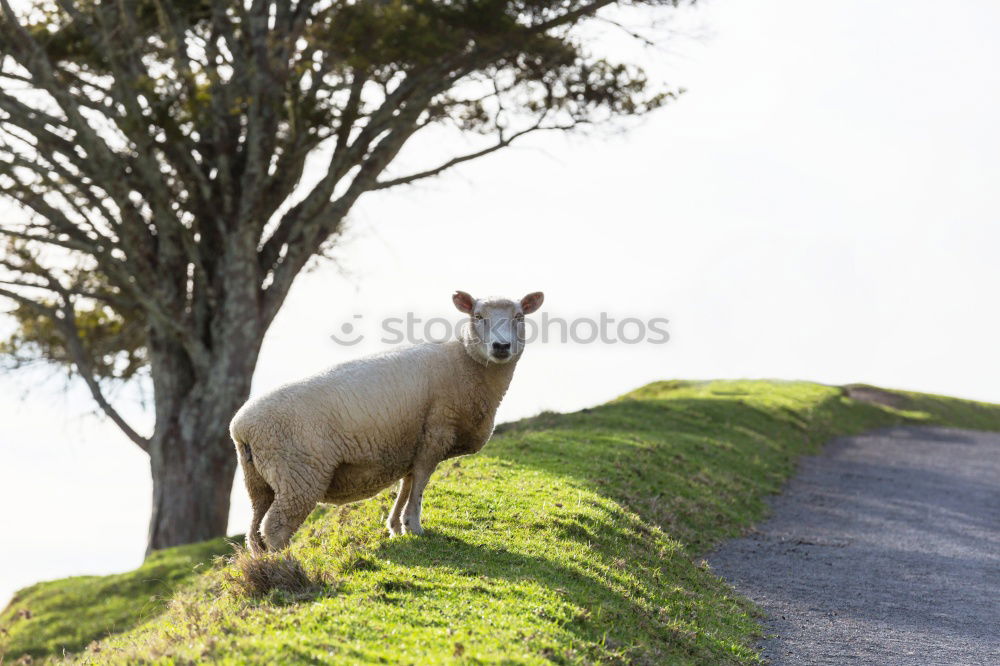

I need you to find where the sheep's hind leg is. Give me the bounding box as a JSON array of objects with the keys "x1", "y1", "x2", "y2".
[
  {"x1": 387, "y1": 475, "x2": 413, "y2": 537},
  {"x1": 238, "y1": 445, "x2": 275, "y2": 554},
  {"x1": 261, "y1": 466, "x2": 328, "y2": 551},
  {"x1": 247, "y1": 486, "x2": 275, "y2": 554}
]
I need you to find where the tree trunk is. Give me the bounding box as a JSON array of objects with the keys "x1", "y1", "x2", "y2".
[
  {"x1": 145, "y1": 307, "x2": 262, "y2": 554},
  {"x1": 147, "y1": 429, "x2": 237, "y2": 553}
]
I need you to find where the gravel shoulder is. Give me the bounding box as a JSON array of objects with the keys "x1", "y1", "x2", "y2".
[{"x1": 710, "y1": 426, "x2": 1000, "y2": 665}]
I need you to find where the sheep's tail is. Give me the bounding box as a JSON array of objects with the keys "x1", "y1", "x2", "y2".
[{"x1": 234, "y1": 436, "x2": 274, "y2": 554}]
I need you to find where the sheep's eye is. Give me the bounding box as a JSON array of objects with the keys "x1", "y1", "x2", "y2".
[
  {"x1": 515, "y1": 313, "x2": 525, "y2": 321},
  {"x1": 474, "y1": 313, "x2": 483, "y2": 320}
]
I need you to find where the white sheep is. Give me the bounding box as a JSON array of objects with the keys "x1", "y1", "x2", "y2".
[{"x1": 230, "y1": 290, "x2": 544, "y2": 552}]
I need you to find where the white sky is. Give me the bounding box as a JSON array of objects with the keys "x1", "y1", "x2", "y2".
[{"x1": 3, "y1": 0, "x2": 1000, "y2": 605}]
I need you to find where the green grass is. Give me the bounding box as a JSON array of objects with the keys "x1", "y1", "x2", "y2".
[
  {"x1": 0, "y1": 537, "x2": 235, "y2": 659},
  {"x1": 4, "y1": 380, "x2": 1000, "y2": 664}
]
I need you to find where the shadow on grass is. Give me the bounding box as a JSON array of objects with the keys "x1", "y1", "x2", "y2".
[
  {"x1": 0, "y1": 538, "x2": 237, "y2": 659},
  {"x1": 486, "y1": 394, "x2": 897, "y2": 552},
  {"x1": 371, "y1": 507, "x2": 757, "y2": 664},
  {"x1": 13, "y1": 383, "x2": 1000, "y2": 662}
]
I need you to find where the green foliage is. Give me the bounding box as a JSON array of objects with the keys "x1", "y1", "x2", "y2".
[
  {"x1": 1, "y1": 0, "x2": 682, "y2": 394},
  {"x1": 0, "y1": 537, "x2": 235, "y2": 659},
  {"x1": 5, "y1": 380, "x2": 999, "y2": 663},
  {"x1": 0, "y1": 301, "x2": 147, "y2": 382},
  {"x1": 20, "y1": 0, "x2": 675, "y2": 139}
]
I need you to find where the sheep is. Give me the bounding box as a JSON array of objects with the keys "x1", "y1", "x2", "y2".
[{"x1": 230, "y1": 290, "x2": 545, "y2": 553}]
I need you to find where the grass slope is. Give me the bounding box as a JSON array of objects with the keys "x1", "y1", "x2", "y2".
[
  {"x1": 0, "y1": 538, "x2": 234, "y2": 659},
  {"x1": 4, "y1": 380, "x2": 1000, "y2": 664}
]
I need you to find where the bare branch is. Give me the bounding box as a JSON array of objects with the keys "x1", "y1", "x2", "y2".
[
  {"x1": 0, "y1": 284, "x2": 150, "y2": 452},
  {"x1": 0, "y1": 0, "x2": 130, "y2": 182},
  {"x1": 373, "y1": 122, "x2": 578, "y2": 190},
  {"x1": 530, "y1": 0, "x2": 619, "y2": 34}
]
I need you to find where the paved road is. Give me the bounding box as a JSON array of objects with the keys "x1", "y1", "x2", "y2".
[{"x1": 711, "y1": 427, "x2": 1000, "y2": 665}]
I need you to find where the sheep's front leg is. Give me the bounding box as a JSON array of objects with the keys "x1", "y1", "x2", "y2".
[
  {"x1": 386, "y1": 475, "x2": 412, "y2": 537},
  {"x1": 402, "y1": 462, "x2": 437, "y2": 536}
]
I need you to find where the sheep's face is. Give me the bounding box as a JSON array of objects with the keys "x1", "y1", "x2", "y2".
[{"x1": 453, "y1": 291, "x2": 544, "y2": 365}]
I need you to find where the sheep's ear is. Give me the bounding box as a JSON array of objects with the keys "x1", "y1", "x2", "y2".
[
  {"x1": 453, "y1": 290, "x2": 475, "y2": 314},
  {"x1": 520, "y1": 291, "x2": 544, "y2": 315}
]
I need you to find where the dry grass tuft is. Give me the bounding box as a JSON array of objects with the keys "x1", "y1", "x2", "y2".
[{"x1": 220, "y1": 547, "x2": 318, "y2": 599}]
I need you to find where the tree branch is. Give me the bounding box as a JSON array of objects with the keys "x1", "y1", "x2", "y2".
[
  {"x1": 372, "y1": 122, "x2": 577, "y2": 190},
  {"x1": 530, "y1": 0, "x2": 620, "y2": 34},
  {"x1": 0, "y1": 284, "x2": 150, "y2": 452}
]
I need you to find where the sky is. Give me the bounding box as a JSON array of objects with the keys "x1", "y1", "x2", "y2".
[{"x1": 3, "y1": 0, "x2": 1000, "y2": 605}]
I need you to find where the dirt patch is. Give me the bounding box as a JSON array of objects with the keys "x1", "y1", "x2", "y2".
[{"x1": 843, "y1": 384, "x2": 909, "y2": 409}]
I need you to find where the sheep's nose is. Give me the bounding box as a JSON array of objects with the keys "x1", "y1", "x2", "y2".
[{"x1": 492, "y1": 342, "x2": 511, "y2": 353}]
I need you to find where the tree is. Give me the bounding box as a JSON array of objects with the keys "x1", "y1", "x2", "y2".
[{"x1": 0, "y1": 0, "x2": 685, "y2": 553}]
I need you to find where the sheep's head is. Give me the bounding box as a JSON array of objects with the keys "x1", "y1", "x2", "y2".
[{"x1": 453, "y1": 290, "x2": 544, "y2": 365}]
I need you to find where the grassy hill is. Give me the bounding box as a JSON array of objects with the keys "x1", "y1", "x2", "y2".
[
  {"x1": 4, "y1": 380, "x2": 1000, "y2": 664},
  {"x1": 0, "y1": 538, "x2": 234, "y2": 659}
]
